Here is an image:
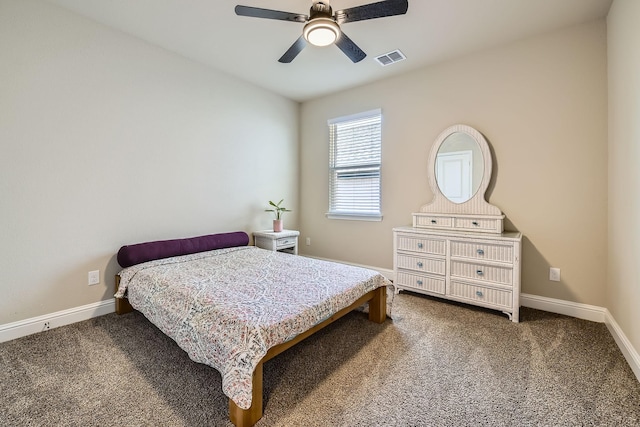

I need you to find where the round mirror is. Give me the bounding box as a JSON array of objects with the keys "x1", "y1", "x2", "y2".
[
  {"x1": 435, "y1": 132, "x2": 484, "y2": 204},
  {"x1": 421, "y1": 124, "x2": 499, "y2": 218}
]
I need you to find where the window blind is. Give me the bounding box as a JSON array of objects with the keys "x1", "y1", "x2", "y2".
[{"x1": 327, "y1": 109, "x2": 382, "y2": 220}]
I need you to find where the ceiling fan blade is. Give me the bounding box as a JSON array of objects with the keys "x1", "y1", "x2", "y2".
[
  {"x1": 235, "y1": 5, "x2": 307, "y2": 23},
  {"x1": 278, "y1": 36, "x2": 307, "y2": 63},
  {"x1": 335, "y1": 32, "x2": 366, "y2": 63},
  {"x1": 334, "y1": 0, "x2": 408, "y2": 24}
]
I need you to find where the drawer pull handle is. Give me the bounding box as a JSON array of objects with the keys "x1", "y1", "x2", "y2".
[
  {"x1": 417, "y1": 280, "x2": 423, "y2": 286},
  {"x1": 476, "y1": 270, "x2": 484, "y2": 276},
  {"x1": 417, "y1": 243, "x2": 424, "y2": 249},
  {"x1": 431, "y1": 219, "x2": 437, "y2": 224},
  {"x1": 417, "y1": 262, "x2": 423, "y2": 268},
  {"x1": 477, "y1": 249, "x2": 485, "y2": 256},
  {"x1": 472, "y1": 221, "x2": 479, "y2": 226},
  {"x1": 476, "y1": 291, "x2": 484, "y2": 297}
]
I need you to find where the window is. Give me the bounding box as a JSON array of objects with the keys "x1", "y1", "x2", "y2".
[{"x1": 327, "y1": 109, "x2": 382, "y2": 221}]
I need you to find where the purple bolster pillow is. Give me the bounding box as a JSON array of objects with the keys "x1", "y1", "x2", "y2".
[{"x1": 117, "y1": 231, "x2": 249, "y2": 268}]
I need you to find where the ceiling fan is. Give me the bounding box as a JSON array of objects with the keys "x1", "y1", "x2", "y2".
[{"x1": 234, "y1": 0, "x2": 409, "y2": 63}]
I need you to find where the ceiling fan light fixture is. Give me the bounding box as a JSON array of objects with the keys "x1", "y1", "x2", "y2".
[{"x1": 303, "y1": 18, "x2": 340, "y2": 47}]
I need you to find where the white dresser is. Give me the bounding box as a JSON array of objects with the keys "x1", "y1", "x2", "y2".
[
  {"x1": 393, "y1": 226, "x2": 521, "y2": 322},
  {"x1": 397, "y1": 124, "x2": 523, "y2": 322}
]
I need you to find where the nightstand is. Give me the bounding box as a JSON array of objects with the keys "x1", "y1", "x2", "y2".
[{"x1": 253, "y1": 230, "x2": 300, "y2": 255}]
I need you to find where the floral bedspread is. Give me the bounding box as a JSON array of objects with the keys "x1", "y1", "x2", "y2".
[{"x1": 115, "y1": 246, "x2": 392, "y2": 410}]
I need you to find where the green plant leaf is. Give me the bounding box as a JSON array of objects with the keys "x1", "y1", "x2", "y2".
[{"x1": 266, "y1": 198, "x2": 290, "y2": 219}]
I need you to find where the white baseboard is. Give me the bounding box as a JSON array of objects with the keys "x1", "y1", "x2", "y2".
[
  {"x1": 604, "y1": 309, "x2": 640, "y2": 382},
  {"x1": 0, "y1": 299, "x2": 115, "y2": 343},
  {"x1": 520, "y1": 293, "x2": 607, "y2": 323}
]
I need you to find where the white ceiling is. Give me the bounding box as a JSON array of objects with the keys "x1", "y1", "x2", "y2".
[{"x1": 45, "y1": 0, "x2": 612, "y2": 102}]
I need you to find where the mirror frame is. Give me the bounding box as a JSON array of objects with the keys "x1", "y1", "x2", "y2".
[{"x1": 421, "y1": 124, "x2": 502, "y2": 216}]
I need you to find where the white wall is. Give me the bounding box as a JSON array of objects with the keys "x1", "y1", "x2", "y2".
[
  {"x1": 607, "y1": 0, "x2": 640, "y2": 363},
  {"x1": 0, "y1": 0, "x2": 299, "y2": 324},
  {"x1": 300, "y1": 21, "x2": 608, "y2": 307}
]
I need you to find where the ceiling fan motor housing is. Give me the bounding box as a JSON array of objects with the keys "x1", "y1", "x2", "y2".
[{"x1": 310, "y1": 2, "x2": 333, "y2": 19}]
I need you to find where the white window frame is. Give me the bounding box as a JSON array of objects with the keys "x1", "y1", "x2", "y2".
[{"x1": 326, "y1": 109, "x2": 383, "y2": 221}]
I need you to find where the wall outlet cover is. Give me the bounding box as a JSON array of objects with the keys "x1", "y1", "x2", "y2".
[{"x1": 88, "y1": 270, "x2": 100, "y2": 286}]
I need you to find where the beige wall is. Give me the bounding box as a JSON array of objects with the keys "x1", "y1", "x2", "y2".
[
  {"x1": 607, "y1": 0, "x2": 640, "y2": 360},
  {"x1": 300, "y1": 21, "x2": 608, "y2": 306},
  {"x1": 0, "y1": 0, "x2": 299, "y2": 324},
  {"x1": 0, "y1": 0, "x2": 621, "y2": 341}
]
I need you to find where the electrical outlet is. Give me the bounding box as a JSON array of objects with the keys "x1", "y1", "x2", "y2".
[
  {"x1": 43, "y1": 321, "x2": 50, "y2": 331},
  {"x1": 549, "y1": 267, "x2": 561, "y2": 282},
  {"x1": 88, "y1": 270, "x2": 100, "y2": 286},
  {"x1": 306, "y1": 237, "x2": 311, "y2": 246}
]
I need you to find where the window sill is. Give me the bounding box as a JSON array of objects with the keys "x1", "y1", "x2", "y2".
[{"x1": 326, "y1": 212, "x2": 383, "y2": 222}]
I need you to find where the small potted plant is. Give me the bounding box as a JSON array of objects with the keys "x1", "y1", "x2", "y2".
[{"x1": 265, "y1": 199, "x2": 291, "y2": 232}]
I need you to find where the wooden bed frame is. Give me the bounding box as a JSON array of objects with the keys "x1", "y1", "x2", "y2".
[{"x1": 114, "y1": 275, "x2": 387, "y2": 427}]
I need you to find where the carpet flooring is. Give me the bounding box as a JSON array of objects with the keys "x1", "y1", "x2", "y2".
[{"x1": 1, "y1": 292, "x2": 639, "y2": 426}]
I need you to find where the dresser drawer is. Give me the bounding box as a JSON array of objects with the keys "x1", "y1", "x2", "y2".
[
  {"x1": 396, "y1": 271, "x2": 445, "y2": 295},
  {"x1": 454, "y1": 217, "x2": 503, "y2": 233},
  {"x1": 413, "y1": 215, "x2": 454, "y2": 229},
  {"x1": 449, "y1": 281, "x2": 512, "y2": 310},
  {"x1": 396, "y1": 254, "x2": 445, "y2": 275},
  {"x1": 396, "y1": 235, "x2": 446, "y2": 255},
  {"x1": 450, "y1": 261, "x2": 513, "y2": 286},
  {"x1": 450, "y1": 240, "x2": 514, "y2": 263}
]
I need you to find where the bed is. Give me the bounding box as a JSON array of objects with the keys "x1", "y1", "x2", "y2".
[{"x1": 114, "y1": 231, "x2": 391, "y2": 427}]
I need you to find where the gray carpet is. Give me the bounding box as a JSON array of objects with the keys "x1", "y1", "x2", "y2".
[{"x1": 2, "y1": 292, "x2": 639, "y2": 426}]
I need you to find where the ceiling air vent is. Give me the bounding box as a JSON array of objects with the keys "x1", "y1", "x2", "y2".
[{"x1": 375, "y1": 49, "x2": 406, "y2": 66}]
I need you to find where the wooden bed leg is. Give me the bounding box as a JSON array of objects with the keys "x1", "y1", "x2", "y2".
[
  {"x1": 368, "y1": 286, "x2": 387, "y2": 324},
  {"x1": 115, "y1": 297, "x2": 133, "y2": 315},
  {"x1": 229, "y1": 361, "x2": 263, "y2": 427}
]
